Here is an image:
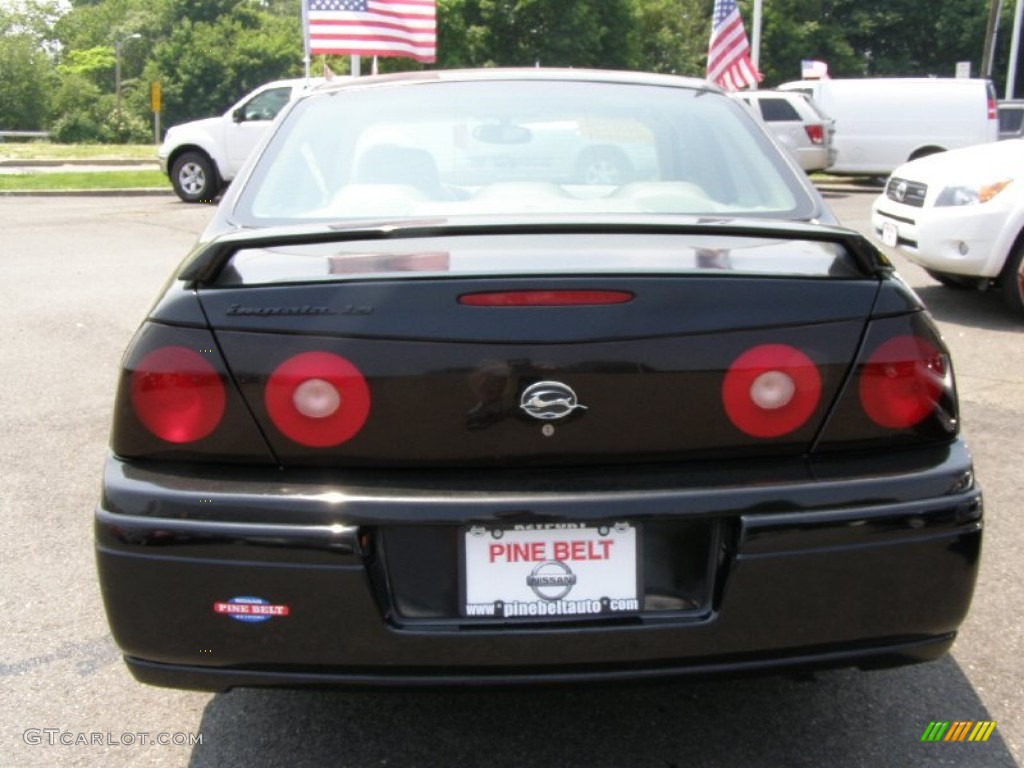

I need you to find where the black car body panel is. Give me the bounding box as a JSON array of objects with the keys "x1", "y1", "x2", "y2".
[{"x1": 97, "y1": 69, "x2": 981, "y2": 691}]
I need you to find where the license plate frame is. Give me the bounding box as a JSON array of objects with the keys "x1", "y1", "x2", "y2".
[{"x1": 460, "y1": 522, "x2": 642, "y2": 620}]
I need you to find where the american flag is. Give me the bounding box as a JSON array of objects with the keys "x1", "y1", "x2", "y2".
[
  {"x1": 706, "y1": 0, "x2": 762, "y2": 91},
  {"x1": 306, "y1": 0, "x2": 436, "y2": 63}
]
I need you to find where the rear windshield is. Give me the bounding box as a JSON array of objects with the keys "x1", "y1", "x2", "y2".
[
  {"x1": 232, "y1": 79, "x2": 817, "y2": 225},
  {"x1": 757, "y1": 97, "x2": 802, "y2": 122}
]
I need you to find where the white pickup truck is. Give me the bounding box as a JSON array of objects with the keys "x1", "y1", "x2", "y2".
[{"x1": 158, "y1": 78, "x2": 320, "y2": 203}]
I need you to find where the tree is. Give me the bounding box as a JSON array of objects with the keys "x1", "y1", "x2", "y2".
[
  {"x1": 627, "y1": 0, "x2": 708, "y2": 76},
  {"x1": 427, "y1": 0, "x2": 636, "y2": 69},
  {"x1": 51, "y1": 0, "x2": 173, "y2": 140},
  {"x1": 485, "y1": 0, "x2": 635, "y2": 69},
  {"x1": 144, "y1": 5, "x2": 303, "y2": 128},
  {"x1": 830, "y1": 0, "x2": 987, "y2": 77},
  {"x1": 756, "y1": 0, "x2": 859, "y2": 84},
  {"x1": 757, "y1": 0, "x2": 992, "y2": 85},
  {"x1": 0, "y1": 34, "x2": 54, "y2": 131},
  {"x1": 0, "y1": 5, "x2": 57, "y2": 131}
]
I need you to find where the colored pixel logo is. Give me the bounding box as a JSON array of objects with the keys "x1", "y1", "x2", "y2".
[{"x1": 921, "y1": 721, "x2": 997, "y2": 742}]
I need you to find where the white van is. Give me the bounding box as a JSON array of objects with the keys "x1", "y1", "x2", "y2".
[{"x1": 778, "y1": 78, "x2": 998, "y2": 175}]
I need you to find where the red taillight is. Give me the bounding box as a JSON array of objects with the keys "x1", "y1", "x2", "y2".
[
  {"x1": 459, "y1": 290, "x2": 634, "y2": 307},
  {"x1": 988, "y1": 97, "x2": 998, "y2": 120},
  {"x1": 859, "y1": 335, "x2": 945, "y2": 429},
  {"x1": 722, "y1": 344, "x2": 822, "y2": 438},
  {"x1": 804, "y1": 124, "x2": 825, "y2": 145},
  {"x1": 130, "y1": 346, "x2": 226, "y2": 443},
  {"x1": 265, "y1": 352, "x2": 371, "y2": 447}
]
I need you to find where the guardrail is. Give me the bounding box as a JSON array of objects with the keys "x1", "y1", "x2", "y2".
[{"x1": 0, "y1": 131, "x2": 52, "y2": 142}]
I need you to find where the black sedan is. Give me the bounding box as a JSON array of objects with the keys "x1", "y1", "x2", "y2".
[{"x1": 96, "y1": 69, "x2": 982, "y2": 691}]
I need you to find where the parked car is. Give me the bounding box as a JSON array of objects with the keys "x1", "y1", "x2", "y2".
[
  {"x1": 157, "y1": 78, "x2": 323, "y2": 203},
  {"x1": 735, "y1": 90, "x2": 836, "y2": 172},
  {"x1": 871, "y1": 138, "x2": 1024, "y2": 315},
  {"x1": 997, "y1": 99, "x2": 1024, "y2": 140},
  {"x1": 442, "y1": 119, "x2": 659, "y2": 186},
  {"x1": 780, "y1": 78, "x2": 998, "y2": 175},
  {"x1": 98, "y1": 68, "x2": 981, "y2": 692}
]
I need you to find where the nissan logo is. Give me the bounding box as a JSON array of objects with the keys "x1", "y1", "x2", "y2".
[
  {"x1": 519, "y1": 381, "x2": 587, "y2": 421},
  {"x1": 526, "y1": 560, "x2": 577, "y2": 600}
]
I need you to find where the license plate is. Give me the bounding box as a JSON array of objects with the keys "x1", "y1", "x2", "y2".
[
  {"x1": 462, "y1": 523, "x2": 640, "y2": 619},
  {"x1": 881, "y1": 220, "x2": 898, "y2": 247}
]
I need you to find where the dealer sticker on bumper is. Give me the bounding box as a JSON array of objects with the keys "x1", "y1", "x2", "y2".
[{"x1": 462, "y1": 523, "x2": 639, "y2": 619}]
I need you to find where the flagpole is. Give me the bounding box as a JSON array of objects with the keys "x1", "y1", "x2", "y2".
[
  {"x1": 751, "y1": 0, "x2": 762, "y2": 89},
  {"x1": 301, "y1": 0, "x2": 311, "y2": 80}
]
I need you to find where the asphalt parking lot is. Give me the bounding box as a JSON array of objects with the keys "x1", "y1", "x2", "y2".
[{"x1": 1, "y1": 191, "x2": 1020, "y2": 767}]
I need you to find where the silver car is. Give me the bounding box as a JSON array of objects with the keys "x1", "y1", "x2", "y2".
[{"x1": 737, "y1": 90, "x2": 837, "y2": 173}]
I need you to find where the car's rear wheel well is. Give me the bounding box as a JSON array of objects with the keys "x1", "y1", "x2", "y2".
[{"x1": 908, "y1": 146, "x2": 945, "y2": 161}]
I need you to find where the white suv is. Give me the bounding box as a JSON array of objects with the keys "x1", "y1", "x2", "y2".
[
  {"x1": 736, "y1": 90, "x2": 836, "y2": 173},
  {"x1": 871, "y1": 139, "x2": 1024, "y2": 316},
  {"x1": 158, "y1": 79, "x2": 321, "y2": 203}
]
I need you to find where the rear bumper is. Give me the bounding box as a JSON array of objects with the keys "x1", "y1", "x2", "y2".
[
  {"x1": 792, "y1": 145, "x2": 836, "y2": 173},
  {"x1": 125, "y1": 635, "x2": 957, "y2": 691},
  {"x1": 96, "y1": 443, "x2": 982, "y2": 691}
]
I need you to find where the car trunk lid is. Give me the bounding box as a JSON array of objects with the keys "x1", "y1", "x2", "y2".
[{"x1": 193, "y1": 229, "x2": 882, "y2": 467}]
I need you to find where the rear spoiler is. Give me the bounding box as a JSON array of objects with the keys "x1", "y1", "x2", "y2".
[{"x1": 178, "y1": 216, "x2": 893, "y2": 286}]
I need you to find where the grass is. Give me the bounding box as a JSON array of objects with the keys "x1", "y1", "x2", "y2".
[
  {"x1": 0, "y1": 142, "x2": 165, "y2": 192},
  {"x1": 0, "y1": 170, "x2": 169, "y2": 191},
  {"x1": 0, "y1": 143, "x2": 157, "y2": 161}
]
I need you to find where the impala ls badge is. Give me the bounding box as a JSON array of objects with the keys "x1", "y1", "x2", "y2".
[{"x1": 519, "y1": 381, "x2": 587, "y2": 421}]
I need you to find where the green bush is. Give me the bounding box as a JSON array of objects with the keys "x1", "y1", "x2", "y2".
[
  {"x1": 103, "y1": 109, "x2": 152, "y2": 144},
  {"x1": 50, "y1": 112, "x2": 104, "y2": 143}
]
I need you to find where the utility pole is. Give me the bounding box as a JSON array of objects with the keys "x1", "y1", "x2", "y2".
[
  {"x1": 984, "y1": 0, "x2": 1005, "y2": 77},
  {"x1": 1008, "y1": 0, "x2": 1023, "y2": 98}
]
